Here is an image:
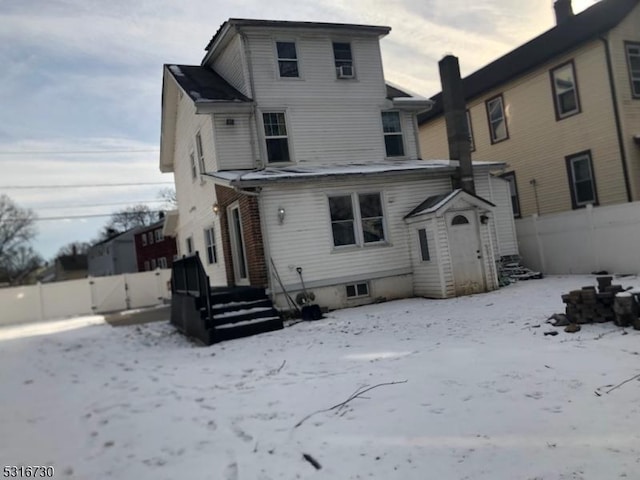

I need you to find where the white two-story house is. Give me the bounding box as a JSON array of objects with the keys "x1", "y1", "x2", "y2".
[{"x1": 159, "y1": 19, "x2": 519, "y2": 310}]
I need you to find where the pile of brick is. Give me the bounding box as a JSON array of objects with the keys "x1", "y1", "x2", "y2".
[{"x1": 561, "y1": 276, "x2": 625, "y2": 325}]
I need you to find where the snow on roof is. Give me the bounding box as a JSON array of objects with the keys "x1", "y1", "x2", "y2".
[{"x1": 405, "y1": 188, "x2": 496, "y2": 218}]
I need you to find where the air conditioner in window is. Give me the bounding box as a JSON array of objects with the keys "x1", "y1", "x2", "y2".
[{"x1": 336, "y1": 65, "x2": 354, "y2": 79}]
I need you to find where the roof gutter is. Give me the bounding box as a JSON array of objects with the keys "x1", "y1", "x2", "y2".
[{"x1": 600, "y1": 35, "x2": 632, "y2": 203}]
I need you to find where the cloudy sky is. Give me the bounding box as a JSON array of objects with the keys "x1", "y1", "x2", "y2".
[{"x1": 0, "y1": 0, "x2": 598, "y2": 260}]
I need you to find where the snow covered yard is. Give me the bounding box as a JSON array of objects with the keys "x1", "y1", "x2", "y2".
[{"x1": 1, "y1": 276, "x2": 640, "y2": 480}]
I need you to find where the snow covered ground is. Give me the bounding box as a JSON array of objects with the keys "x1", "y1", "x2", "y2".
[{"x1": 1, "y1": 275, "x2": 640, "y2": 480}]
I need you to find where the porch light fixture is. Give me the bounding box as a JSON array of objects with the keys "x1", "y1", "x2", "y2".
[
  {"x1": 212, "y1": 202, "x2": 220, "y2": 215},
  {"x1": 277, "y1": 206, "x2": 286, "y2": 224}
]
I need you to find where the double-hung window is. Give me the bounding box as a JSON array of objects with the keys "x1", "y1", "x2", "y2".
[
  {"x1": 381, "y1": 112, "x2": 404, "y2": 157},
  {"x1": 276, "y1": 41, "x2": 299, "y2": 78},
  {"x1": 263, "y1": 112, "x2": 290, "y2": 163},
  {"x1": 204, "y1": 227, "x2": 217, "y2": 264},
  {"x1": 328, "y1": 193, "x2": 386, "y2": 248},
  {"x1": 625, "y1": 42, "x2": 640, "y2": 98},
  {"x1": 333, "y1": 42, "x2": 354, "y2": 78},
  {"x1": 550, "y1": 60, "x2": 581, "y2": 119},
  {"x1": 154, "y1": 229, "x2": 163, "y2": 242},
  {"x1": 566, "y1": 151, "x2": 598, "y2": 209},
  {"x1": 195, "y1": 131, "x2": 205, "y2": 174},
  {"x1": 158, "y1": 257, "x2": 167, "y2": 269},
  {"x1": 485, "y1": 94, "x2": 508, "y2": 143}
]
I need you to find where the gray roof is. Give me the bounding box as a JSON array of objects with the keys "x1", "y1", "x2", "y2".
[
  {"x1": 418, "y1": 0, "x2": 639, "y2": 124},
  {"x1": 205, "y1": 19, "x2": 391, "y2": 52},
  {"x1": 405, "y1": 189, "x2": 496, "y2": 218},
  {"x1": 165, "y1": 64, "x2": 251, "y2": 103}
]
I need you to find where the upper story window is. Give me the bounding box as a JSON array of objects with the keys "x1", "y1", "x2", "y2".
[
  {"x1": 466, "y1": 110, "x2": 475, "y2": 152},
  {"x1": 204, "y1": 227, "x2": 217, "y2": 264},
  {"x1": 500, "y1": 171, "x2": 521, "y2": 218},
  {"x1": 328, "y1": 192, "x2": 386, "y2": 248},
  {"x1": 566, "y1": 151, "x2": 598, "y2": 209},
  {"x1": 263, "y1": 112, "x2": 290, "y2": 163},
  {"x1": 485, "y1": 94, "x2": 508, "y2": 144},
  {"x1": 625, "y1": 42, "x2": 640, "y2": 98},
  {"x1": 276, "y1": 41, "x2": 299, "y2": 78},
  {"x1": 141, "y1": 234, "x2": 147, "y2": 246},
  {"x1": 333, "y1": 42, "x2": 354, "y2": 79},
  {"x1": 155, "y1": 229, "x2": 163, "y2": 242},
  {"x1": 148, "y1": 232, "x2": 154, "y2": 245},
  {"x1": 195, "y1": 131, "x2": 205, "y2": 174},
  {"x1": 550, "y1": 60, "x2": 581, "y2": 119},
  {"x1": 381, "y1": 112, "x2": 404, "y2": 157}
]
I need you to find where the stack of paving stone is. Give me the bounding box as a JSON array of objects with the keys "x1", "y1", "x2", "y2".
[{"x1": 560, "y1": 276, "x2": 623, "y2": 324}]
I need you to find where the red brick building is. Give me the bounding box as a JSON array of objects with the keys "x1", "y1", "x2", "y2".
[{"x1": 134, "y1": 220, "x2": 178, "y2": 271}]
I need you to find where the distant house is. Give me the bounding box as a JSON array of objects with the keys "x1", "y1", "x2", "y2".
[
  {"x1": 39, "y1": 253, "x2": 88, "y2": 283},
  {"x1": 159, "y1": 18, "x2": 519, "y2": 309},
  {"x1": 418, "y1": 0, "x2": 640, "y2": 218},
  {"x1": 88, "y1": 229, "x2": 138, "y2": 277},
  {"x1": 134, "y1": 220, "x2": 178, "y2": 271}
]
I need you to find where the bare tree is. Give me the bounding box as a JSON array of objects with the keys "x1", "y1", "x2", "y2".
[
  {"x1": 0, "y1": 194, "x2": 37, "y2": 267},
  {"x1": 0, "y1": 245, "x2": 43, "y2": 285},
  {"x1": 98, "y1": 204, "x2": 159, "y2": 239},
  {"x1": 57, "y1": 241, "x2": 91, "y2": 257},
  {"x1": 158, "y1": 187, "x2": 177, "y2": 208}
]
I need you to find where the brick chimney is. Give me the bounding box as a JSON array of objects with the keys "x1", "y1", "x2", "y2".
[
  {"x1": 554, "y1": 0, "x2": 574, "y2": 24},
  {"x1": 438, "y1": 55, "x2": 474, "y2": 195}
]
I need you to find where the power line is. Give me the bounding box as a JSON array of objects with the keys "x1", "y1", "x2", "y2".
[
  {"x1": 7, "y1": 211, "x2": 170, "y2": 222},
  {"x1": 1, "y1": 182, "x2": 173, "y2": 189},
  {"x1": 32, "y1": 199, "x2": 168, "y2": 210},
  {"x1": 0, "y1": 149, "x2": 159, "y2": 155}
]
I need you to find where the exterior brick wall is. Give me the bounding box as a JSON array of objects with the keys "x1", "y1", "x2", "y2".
[
  {"x1": 215, "y1": 185, "x2": 267, "y2": 287},
  {"x1": 134, "y1": 223, "x2": 178, "y2": 271}
]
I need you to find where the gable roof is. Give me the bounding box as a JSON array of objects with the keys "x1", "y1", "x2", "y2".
[
  {"x1": 418, "y1": 0, "x2": 639, "y2": 124},
  {"x1": 165, "y1": 64, "x2": 251, "y2": 103},
  {"x1": 405, "y1": 189, "x2": 496, "y2": 219}
]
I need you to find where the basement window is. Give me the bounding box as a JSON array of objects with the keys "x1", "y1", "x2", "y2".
[{"x1": 346, "y1": 282, "x2": 369, "y2": 298}]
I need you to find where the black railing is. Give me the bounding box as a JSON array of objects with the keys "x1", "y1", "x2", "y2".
[{"x1": 171, "y1": 252, "x2": 212, "y2": 323}]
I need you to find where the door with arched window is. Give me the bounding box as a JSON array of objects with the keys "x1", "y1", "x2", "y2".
[{"x1": 446, "y1": 210, "x2": 485, "y2": 295}]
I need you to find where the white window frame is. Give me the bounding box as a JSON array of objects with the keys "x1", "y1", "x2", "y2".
[
  {"x1": 332, "y1": 41, "x2": 355, "y2": 79},
  {"x1": 195, "y1": 131, "x2": 205, "y2": 174},
  {"x1": 485, "y1": 94, "x2": 508, "y2": 143},
  {"x1": 550, "y1": 60, "x2": 581, "y2": 119},
  {"x1": 625, "y1": 41, "x2": 640, "y2": 99},
  {"x1": 262, "y1": 111, "x2": 292, "y2": 164},
  {"x1": 154, "y1": 229, "x2": 163, "y2": 242},
  {"x1": 466, "y1": 110, "x2": 475, "y2": 152},
  {"x1": 158, "y1": 257, "x2": 167, "y2": 269},
  {"x1": 381, "y1": 111, "x2": 405, "y2": 157},
  {"x1": 328, "y1": 192, "x2": 387, "y2": 249},
  {"x1": 186, "y1": 236, "x2": 194, "y2": 254},
  {"x1": 204, "y1": 226, "x2": 217, "y2": 265},
  {"x1": 275, "y1": 40, "x2": 300, "y2": 79},
  {"x1": 346, "y1": 282, "x2": 369, "y2": 298}
]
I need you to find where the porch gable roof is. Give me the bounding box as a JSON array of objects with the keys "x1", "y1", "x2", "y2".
[{"x1": 405, "y1": 188, "x2": 495, "y2": 219}]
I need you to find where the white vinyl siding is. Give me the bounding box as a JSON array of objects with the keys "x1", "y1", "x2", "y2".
[
  {"x1": 210, "y1": 33, "x2": 250, "y2": 97},
  {"x1": 213, "y1": 114, "x2": 254, "y2": 170}
]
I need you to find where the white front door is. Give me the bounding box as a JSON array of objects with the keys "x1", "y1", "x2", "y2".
[
  {"x1": 446, "y1": 210, "x2": 485, "y2": 296},
  {"x1": 228, "y1": 203, "x2": 249, "y2": 285}
]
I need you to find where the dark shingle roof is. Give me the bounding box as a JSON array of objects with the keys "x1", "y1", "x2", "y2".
[
  {"x1": 418, "y1": 0, "x2": 639, "y2": 124},
  {"x1": 386, "y1": 84, "x2": 412, "y2": 99},
  {"x1": 165, "y1": 64, "x2": 251, "y2": 103},
  {"x1": 205, "y1": 19, "x2": 390, "y2": 52}
]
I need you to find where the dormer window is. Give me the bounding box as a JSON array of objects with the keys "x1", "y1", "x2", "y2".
[
  {"x1": 276, "y1": 41, "x2": 299, "y2": 78},
  {"x1": 333, "y1": 42, "x2": 354, "y2": 78}
]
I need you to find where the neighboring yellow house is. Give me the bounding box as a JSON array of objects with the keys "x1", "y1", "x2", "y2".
[{"x1": 419, "y1": 0, "x2": 640, "y2": 218}]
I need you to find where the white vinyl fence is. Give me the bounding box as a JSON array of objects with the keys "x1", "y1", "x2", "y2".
[
  {"x1": 0, "y1": 269, "x2": 172, "y2": 327},
  {"x1": 516, "y1": 202, "x2": 640, "y2": 275}
]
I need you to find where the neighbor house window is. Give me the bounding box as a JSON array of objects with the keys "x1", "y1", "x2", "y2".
[
  {"x1": 144, "y1": 261, "x2": 150, "y2": 271},
  {"x1": 346, "y1": 282, "x2": 369, "y2": 298},
  {"x1": 333, "y1": 42, "x2": 354, "y2": 78},
  {"x1": 263, "y1": 112, "x2": 290, "y2": 163},
  {"x1": 625, "y1": 41, "x2": 640, "y2": 98},
  {"x1": 276, "y1": 41, "x2": 299, "y2": 78},
  {"x1": 418, "y1": 229, "x2": 430, "y2": 261},
  {"x1": 550, "y1": 60, "x2": 581, "y2": 119},
  {"x1": 195, "y1": 131, "x2": 205, "y2": 174},
  {"x1": 500, "y1": 171, "x2": 521, "y2": 218},
  {"x1": 328, "y1": 192, "x2": 386, "y2": 248},
  {"x1": 158, "y1": 257, "x2": 167, "y2": 269},
  {"x1": 466, "y1": 110, "x2": 475, "y2": 152},
  {"x1": 141, "y1": 234, "x2": 147, "y2": 246},
  {"x1": 204, "y1": 227, "x2": 217, "y2": 264},
  {"x1": 485, "y1": 94, "x2": 508, "y2": 143},
  {"x1": 155, "y1": 229, "x2": 163, "y2": 242},
  {"x1": 189, "y1": 152, "x2": 197, "y2": 180},
  {"x1": 566, "y1": 151, "x2": 598, "y2": 209},
  {"x1": 186, "y1": 236, "x2": 194, "y2": 254},
  {"x1": 150, "y1": 258, "x2": 157, "y2": 269},
  {"x1": 148, "y1": 232, "x2": 154, "y2": 245},
  {"x1": 381, "y1": 112, "x2": 404, "y2": 157}
]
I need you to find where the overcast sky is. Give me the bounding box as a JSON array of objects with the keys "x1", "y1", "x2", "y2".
[{"x1": 0, "y1": 0, "x2": 598, "y2": 260}]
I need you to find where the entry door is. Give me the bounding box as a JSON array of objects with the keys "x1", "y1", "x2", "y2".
[
  {"x1": 446, "y1": 210, "x2": 485, "y2": 296},
  {"x1": 228, "y1": 203, "x2": 249, "y2": 285}
]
